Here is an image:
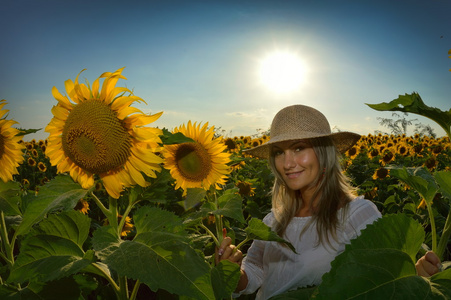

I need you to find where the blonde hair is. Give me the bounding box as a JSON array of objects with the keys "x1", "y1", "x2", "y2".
[{"x1": 269, "y1": 136, "x2": 357, "y2": 246}]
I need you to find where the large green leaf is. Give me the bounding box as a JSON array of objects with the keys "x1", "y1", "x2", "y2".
[
  {"x1": 8, "y1": 211, "x2": 92, "y2": 284},
  {"x1": 245, "y1": 218, "x2": 296, "y2": 253},
  {"x1": 92, "y1": 206, "x2": 215, "y2": 300},
  {"x1": 389, "y1": 167, "x2": 438, "y2": 207},
  {"x1": 435, "y1": 171, "x2": 451, "y2": 201},
  {"x1": 215, "y1": 189, "x2": 245, "y2": 224},
  {"x1": 314, "y1": 214, "x2": 449, "y2": 299},
  {"x1": 211, "y1": 260, "x2": 241, "y2": 300},
  {"x1": 344, "y1": 213, "x2": 424, "y2": 261},
  {"x1": 318, "y1": 249, "x2": 434, "y2": 299},
  {"x1": 366, "y1": 92, "x2": 451, "y2": 137},
  {"x1": 0, "y1": 180, "x2": 22, "y2": 216},
  {"x1": 187, "y1": 189, "x2": 245, "y2": 224},
  {"x1": 184, "y1": 188, "x2": 207, "y2": 210},
  {"x1": 15, "y1": 175, "x2": 89, "y2": 236}
]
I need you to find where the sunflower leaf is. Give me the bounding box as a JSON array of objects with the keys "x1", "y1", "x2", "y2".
[
  {"x1": 93, "y1": 206, "x2": 215, "y2": 300},
  {"x1": 160, "y1": 128, "x2": 195, "y2": 145},
  {"x1": 389, "y1": 167, "x2": 438, "y2": 206},
  {"x1": 16, "y1": 175, "x2": 89, "y2": 237},
  {"x1": 211, "y1": 260, "x2": 241, "y2": 300},
  {"x1": 215, "y1": 189, "x2": 246, "y2": 224},
  {"x1": 435, "y1": 171, "x2": 451, "y2": 201},
  {"x1": 0, "y1": 180, "x2": 22, "y2": 216},
  {"x1": 366, "y1": 92, "x2": 451, "y2": 138},
  {"x1": 8, "y1": 211, "x2": 92, "y2": 284},
  {"x1": 15, "y1": 127, "x2": 42, "y2": 136},
  {"x1": 312, "y1": 214, "x2": 451, "y2": 299},
  {"x1": 245, "y1": 218, "x2": 296, "y2": 253},
  {"x1": 184, "y1": 188, "x2": 207, "y2": 210}
]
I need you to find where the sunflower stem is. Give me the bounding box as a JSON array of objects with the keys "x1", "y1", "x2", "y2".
[
  {"x1": 118, "y1": 202, "x2": 134, "y2": 238},
  {"x1": 91, "y1": 192, "x2": 110, "y2": 218},
  {"x1": 90, "y1": 262, "x2": 121, "y2": 297},
  {"x1": 0, "y1": 211, "x2": 13, "y2": 267},
  {"x1": 426, "y1": 203, "x2": 437, "y2": 254},
  {"x1": 119, "y1": 276, "x2": 129, "y2": 299},
  {"x1": 236, "y1": 237, "x2": 251, "y2": 251},
  {"x1": 130, "y1": 280, "x2": 141, "y2": 300},
  {"x1": 200, "y1": 223, "x2": 219, "y2": 246},
  {"x1": 109, "y1": 196, "x2": 120, "y2": 237},
  {"x1": 437, "y1": 207, "x2": 451, "y2": 260}
]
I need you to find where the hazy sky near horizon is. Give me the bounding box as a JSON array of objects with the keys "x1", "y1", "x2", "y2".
[{"x1": 2, "y1": 0, "x2": 450, "y2": 141}]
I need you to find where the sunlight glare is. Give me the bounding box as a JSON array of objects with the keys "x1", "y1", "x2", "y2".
[{"x1": 258, "y1": 51, "x2": 306, "y2": 94}]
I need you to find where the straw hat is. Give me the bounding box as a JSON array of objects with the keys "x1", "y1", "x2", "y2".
[{"x1": 244, "y1": 104, "x2": 361, "y2": 159}]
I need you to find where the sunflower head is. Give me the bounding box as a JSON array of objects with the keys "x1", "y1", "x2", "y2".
[
  {"x1": 0, "y1": 100, "x2": 25, "y2": 182},
  {"x1": 372, "y1": 167, "x2": 389, "y2": 180},
  {"x1": 163, "y1": 121, "x2": 231, "y2": 192},
  {"x1": 45, "y1": 68, "x2": 164, "y2": 198}
]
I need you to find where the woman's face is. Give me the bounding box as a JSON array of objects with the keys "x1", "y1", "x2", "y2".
[{"x1": 273, "y1": 139, "x2": 320, "y2": 197}]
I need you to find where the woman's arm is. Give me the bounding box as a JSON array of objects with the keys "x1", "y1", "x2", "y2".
[{"x1": 215, "y1": 236, "x2": 248, "y2": 292}]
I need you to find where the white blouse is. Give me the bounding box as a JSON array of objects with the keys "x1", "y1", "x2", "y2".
[{"x1": 238, "y1": 197, "x2": 382, "y2": 300}]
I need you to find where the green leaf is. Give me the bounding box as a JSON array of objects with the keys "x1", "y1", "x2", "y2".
[
  {"x1": 211, "y1": 260, "x2": 241, "y2": 300},
  {"x1": 366, "y1": 92, "x2": 451, "y2": 138},
  {"x1": 317, "y1": 249, "x2": 433, "y2": 299},
  {"x1": 93, "y1": 206, "x2": 215, "y2": 300},
  {"x1": 346, "y1": 213, "x2": 424, "y2": 261},
  {"x1": 389, "y1": 167, "x2": 438, "y2": 206},
  {"x1": 0, "y1": 180, "x2": 22, "y2": 216},
  {"x1": 91, "y1": 226, "x2": 121, "y2": 261},
  {"x1": 435, "y1": 171, "x2": 451, "y2": 201},
  {"x1": 134, "y1": 206, "x2": 187, "y2": 236},
  {"x1": 184, "y1": 188, "x2": 207, "y2": 210},
  {"x1": 32, "y1": 210, "x2": 90, "y2": 248},
  {"x1": 245, "y1": 218, "x2": 296, "y2": 253},
  {"x1": 160, "y1": 128, "x2": 194, "y2": 145},
  {"x1": 16, "y1": 175, "x2": 89, "y2": 236},
  {"x1": 430, "y1": 268, "x2": 451, "y2": 299},
  {"x1": 16, "y1": 128, "x2": 42, "y2": 136},
  {"x1": 313, "y1": 214, "x2": 448, "y2": 299},
  {"x1": 0, "y1": 284, "x2": 41, "y2": 299},
  {"x1": 215, "y1": 189, "x2": 245, "y2": 224},
  {"x1": 8, "y1": 212, "x2": 92, "y2": 284}
]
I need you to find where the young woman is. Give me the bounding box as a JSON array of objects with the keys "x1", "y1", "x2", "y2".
[{"x1": 216, "y1": 104, "x2": 441, "y2": 299}]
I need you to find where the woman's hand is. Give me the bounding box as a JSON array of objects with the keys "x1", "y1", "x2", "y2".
[
  {"x1": 215, "y1": 236, "x2": 243, "y2": 265},
  {"x1": 416, "y1": 251, "x2": 442, "y2": 277}
]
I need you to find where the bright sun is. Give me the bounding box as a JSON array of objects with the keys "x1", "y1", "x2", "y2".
[{"x1": 258, "y1": 51, "x2": 306, "y2": 94}]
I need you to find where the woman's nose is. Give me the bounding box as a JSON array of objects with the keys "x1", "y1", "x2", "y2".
[{"x1": 283, "y1": 151, "x2": 296, "y2": 169}]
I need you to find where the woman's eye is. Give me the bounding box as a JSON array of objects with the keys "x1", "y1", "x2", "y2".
[{"x1": 273, "y1": 150, "x2": 283, "y2": 156}]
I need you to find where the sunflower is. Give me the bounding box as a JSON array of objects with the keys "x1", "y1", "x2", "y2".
[
  {"x1": 236, "y1": 180, "x2": 255, "y2": 197},
  {"x1": 372, "y1": 167, "x2": 389, "y2": 180},
  {"x1": 0, "y1": 100, "x2": 25, "y2": 182},
  {"x1": 28, "y1": 157, "x2": 36, "y2": 167},
  {"x1": 163, "y1": 121, "x2": 231, "y2": 192},
  {"x1": 45, "y1": 68, "x2": 163, "y2": 198},
  {"x1": 346, "y1": 146, "x2": 359, "y2": 159},
  {"x1": 75, "y1": 198, "x2": 90, "y2": 214},
  {"x1": 37, "y1": 161, "x2": 47, "y2": 172}
]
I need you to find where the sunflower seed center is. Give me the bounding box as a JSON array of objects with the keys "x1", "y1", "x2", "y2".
[
  {"x1": 62, "y1": 100, "x2": 132, "y2": 174},
  {"x1": 175, "y1": 142, "x2": 212, "y2": 181}
]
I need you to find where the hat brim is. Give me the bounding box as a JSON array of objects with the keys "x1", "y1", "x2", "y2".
[{"x1": 243, "y1": 131, "x2": 361, "y2": 159}]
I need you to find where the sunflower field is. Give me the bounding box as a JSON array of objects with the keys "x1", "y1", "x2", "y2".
[{"x1": 1, "y1": 68, "x2": 451, "y2": 299}]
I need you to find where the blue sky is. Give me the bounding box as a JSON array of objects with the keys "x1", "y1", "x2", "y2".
[{"x1": 1, "y1": 0, "x2": 450, "y2": 141}]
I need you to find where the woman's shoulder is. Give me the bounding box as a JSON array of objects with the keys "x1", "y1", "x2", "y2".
[
  {"x1": 345, "y1": 196, "x2": 382, "y2": 223},
  {"x1": 262, "y1": 210, "x2": 275, "y2": 226},
  {"x1": 342, "y1": 196, "x2": 382, "y2": 239}
]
